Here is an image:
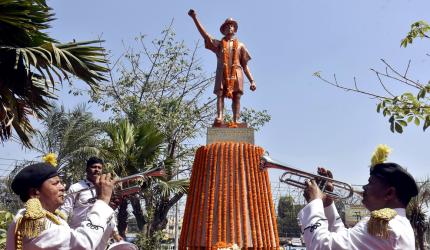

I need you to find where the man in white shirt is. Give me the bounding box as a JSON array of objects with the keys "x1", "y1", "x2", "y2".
[
  {"x1": 60, "y1": 157, "x2": 122, "y2": 249},
  {"x1": 6, "y1": 162, "x2": 116, "y2": 250},
  {"x1": 298, "y1": 162, "x2": 418, "y2": 250}
]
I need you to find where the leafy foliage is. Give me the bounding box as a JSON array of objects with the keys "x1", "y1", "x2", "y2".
[
  {"x1": 277, "y1": 195, "x2": 303, "y2": 238},
  {"x1": 315, "y1": 20, "x2": 430, "y2": 133},
  {"x1": 401, "y1": 21, "x2": 430, "y2": 48},
  {"x1": 33, "y1": 104, "x2": 101, "y2": 185},
  {"x1": 224, "y1": 107, "x2": 271, "y2": 131},
  {"x1": 0, "y1": 0, "x2": 108, "y2": 147},
  {"x1": 0, "y1": 210, "x2": 13, "y2": 248}
]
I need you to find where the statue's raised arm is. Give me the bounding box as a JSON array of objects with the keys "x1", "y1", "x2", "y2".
[{"x1": 188, "y1": 9, "x2": 211, "y2": 42}]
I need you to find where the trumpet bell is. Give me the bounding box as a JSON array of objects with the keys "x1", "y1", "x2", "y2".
[{"x1": 260, "y1": 155, "x2": 360, "y2": 200}]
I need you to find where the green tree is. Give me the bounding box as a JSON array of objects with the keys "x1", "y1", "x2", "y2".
[
  {"x1": 0, "y1": 0, "x2": 107, "y2": 147},
  {"x1": 0, "y1": 210, "x2": 13, "y2": 249},
  {"x1": 407, "y1": 179, "x2": 430, "y2": 250},
  {"x1": 100, "y1": 119, "x2": 189, "y2": 241},
  {"x1": 33, "y1": 104, "x2": 101, "y2": 185},
  {"x1": 277, "y1": 195, "x2": 304, "y2": 238},
  {"x1": 314, "y1": 20, "x2": 430, "y2": 133}
]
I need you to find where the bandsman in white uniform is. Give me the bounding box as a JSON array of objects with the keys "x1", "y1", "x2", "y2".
[
  {"x1": 6, "y1": 162, "x2": 116, "y2": 250},
  {"x1": 60, "y1": 157, "x2": 122, "y2": 249},
  {"x1": 298, "y1": 145, "x2": 418, "y2": 250}
]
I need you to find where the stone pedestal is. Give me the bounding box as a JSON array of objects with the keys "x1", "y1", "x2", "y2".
[{"x1": 207, "y1": 128, "x2": 254, "y2": 145}]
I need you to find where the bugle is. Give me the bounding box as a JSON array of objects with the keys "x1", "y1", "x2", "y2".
[
  {"x1": 260, "y1": 155, "x2": 362, "y2": 200},
  {"x1": 65, "y1": 166, "x2": 166, "y2": 200}
]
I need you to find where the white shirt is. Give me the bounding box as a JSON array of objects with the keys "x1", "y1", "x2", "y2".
[
  {"x1": 297, "y1": 199, "x2": 415, "y2": 250},
  {"x1": 6, "y1": 200, "x2": 114, "y2": 250},
  {"x1": 60, "y1": 180, "x2": 118, "y2": 250}
]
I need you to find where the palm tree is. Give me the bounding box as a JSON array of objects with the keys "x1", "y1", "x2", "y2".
[
  {"x1": 407, "y1": 179, "x2": 430, "y2": 250},
  {"x1": 0, "y1": 0, "x2": 107, "y2": 147},
  {"x1": 33, "y1": 104, "x2": 102, "y2": 185},
  {"x1": 101, "y1": 119, "x2": 166, "y2": 237}
]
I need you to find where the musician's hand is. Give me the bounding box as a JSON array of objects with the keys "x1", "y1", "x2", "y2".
[
  {"x1": 113, "y1": 233, "x2": 123, "y2": 242},
  {"x1": 317, "y1": 167, "x2": 334, "y2": 207},
  {"x1": 250, "y1": 81, "x2": 257, "y2": 91},
  {"x1": 95, "y1": 173, "x2": 115, "y2": 204},
  {"x1": 188, "y1": 9, "x2": 196, "y2": 18},
  {"x1": 303, "y1": 179, "x2": 324, "y2": 203}
]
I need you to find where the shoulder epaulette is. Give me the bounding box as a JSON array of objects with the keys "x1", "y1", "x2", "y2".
[
  {"x1": 367, "y1": 208, "x2": 397, "y2": 239},
  {"x1": 14, "y1": 198, "x2": 62, "y2": 249}
]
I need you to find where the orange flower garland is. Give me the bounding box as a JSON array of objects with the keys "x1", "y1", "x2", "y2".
[
  {"x1": 243, "y1": 144, "x2": 257, "y2": 246},
  {"x1": 263, "y1": 148, "x2": 280, "y2": 247},
  {"x1": 197, "y1": 145, "x2": 211, "y2": 247},
  {"x1": 189, "y1": 147, "x2": 205, "y2": 247},
  {"x1": 179, "y1": 147, "x2": 201, "y2": 247},
  {"x1": 179, "y1": 143, "x2": 280, "y2": 249},
  {"x1": 234, "y1": 143, "x2": 242, "y2": 246},
  {"x1": 206, "y1": 143, "x2": 218, "y2": 248},
  {"x1": 217, "y1": 143, "x2": 224, "y2": 242},
  {"x1": 222, "y1": 39, "x2": 239, "y2": 99},
  {"x1": 228, "y1": 143, "x2": 234, "y2": 242},
  {"x1": 253, "y1": 147, "x2": 269, "y2": 246},
  {"x1": 222, "y1": 143, "x2": 228, "y2": 242},
  {"x1": 239, "y1": 145, "x2": 257, "y2": 247}
]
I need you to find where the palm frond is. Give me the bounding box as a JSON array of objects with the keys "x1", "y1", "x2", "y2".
[
  {"x1": 156, "y1": 178, "x2": 189, "y2": 198},
  {"x1": 0, "y1": 0, "x2": 55, "y2": 46}
]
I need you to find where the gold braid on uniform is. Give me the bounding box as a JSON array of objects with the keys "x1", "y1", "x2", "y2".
[
  {"x1": 14, "y1": 198, "x2": 63, "y2": 249},
  {"x1": 367, "y1": 208, "x2": 397, "y2": 239}
]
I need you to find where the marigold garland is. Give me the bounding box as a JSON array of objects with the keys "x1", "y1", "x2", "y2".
[
  {"x1": 222, "y1": 143, "x2": 228, "y2": 242},
  {"x1": 187, "y1": 149, "x2": 201, "y2": 247},
  {"x1": 196, "y1": 147, "x2": 210, "y2": 246},
  {"x1": 178, "y1": 150, "x2": 195, "y2": 247},
  {"x1": 239, "y1": 144, "x2": 249, "y2": 247},
  {"x1": 233, "y1": 143, "x2": 242, "y2": 246},
  {"x1": 248, "y1": 144, "x2": 263, "y2": 247},
  {"x1": 179, "y1": 143, "x2": 280, "y2": 249},
  {"x1": 217, "y1": 143, "x2": 224, "y2": 242},
  {"x1": 228, "y1": 143, "x2": 234, "y2": 242},
  {"x1": 263, "y1": 148, "x2": 280, "y2": 247},
  {"x1": 222, "y1": 39, "x2": 239, "y2": 99},
  {"x1": 206, "y1": 143, "x2": 219, "y2": 248},
  {"x1": 243, "y1": 144, "x2": 257, "y2": 246},
  {"x1": 255, "y1": 147, "x2": 270, "y2": 246}
]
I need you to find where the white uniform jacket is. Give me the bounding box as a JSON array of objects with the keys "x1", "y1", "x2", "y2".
[
  {"x1": 297, "y1": 199, "x2": 415, "y2": 250},
  {"x1": 6, "y1": 200, "x2": 114, "y2": 250},
  {"x1": 60, "y1": 180, "x2": 118, "y2": 250}
]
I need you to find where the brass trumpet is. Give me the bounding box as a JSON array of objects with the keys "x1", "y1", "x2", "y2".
[
  {"x1": 65, "y1": 166, "x2": 166, "y2": 200},
  {"x1": 260, "y1": 155, "x2": 362, "y2": 200}
]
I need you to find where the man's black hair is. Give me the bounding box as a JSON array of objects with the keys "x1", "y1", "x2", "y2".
[{"x1": 86, "y1": 156, "x2": 104, "y2": 168}]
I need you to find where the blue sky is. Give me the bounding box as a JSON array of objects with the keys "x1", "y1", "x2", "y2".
[{"x1": 1, "y1": 0, "x2": 429, "y2": 189}]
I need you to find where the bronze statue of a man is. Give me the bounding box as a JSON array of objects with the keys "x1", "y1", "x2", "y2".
[{"x1": 188, "y1": 9, "x2": 256, "y2": 126}]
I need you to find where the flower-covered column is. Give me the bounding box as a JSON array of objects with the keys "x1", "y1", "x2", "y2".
[{"x1": 179, "y1": 142, "x2": 280, "y2": 249}]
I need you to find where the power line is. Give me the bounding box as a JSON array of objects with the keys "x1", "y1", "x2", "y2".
[{"x1": 0, "y1": 157, "x2": 27, "y2": 161}]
